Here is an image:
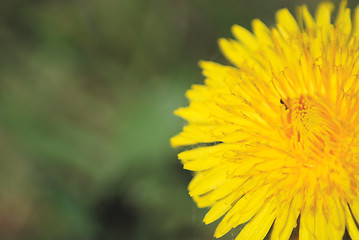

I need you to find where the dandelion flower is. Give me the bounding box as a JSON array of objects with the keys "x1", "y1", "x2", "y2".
[{"x1": 171, "y1": 1, "x2": 359, "y2": 239}]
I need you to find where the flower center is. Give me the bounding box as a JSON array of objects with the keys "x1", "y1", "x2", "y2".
[{"x1": 282, "y1": 96, "x2": 341, "y2": 162}]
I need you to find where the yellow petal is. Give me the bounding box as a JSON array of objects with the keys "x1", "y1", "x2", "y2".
[
  {"x1": 171, "y1": 122, "x2": 249, "y2": 147},
  {"x1": 178, "y1": 143, "x2": 240, "y2": 162},
  {"x1": 188, "y1": 167, "x2": 228, "y2": 196},
  {"x1": 185, "y1": 84, "x2": 210, "y2": 102},
  {"x1": 170, "y1": 125, "x2": 217, "y2": 147},
  {"x1": 252, "y1": 19, "x2": 273, "y2": 46},
  {"x1": 299, "y1": 5, "x2": 316, "y2": 30},
  {"x1": 335, "y1": 0, "x2": 351, "y2": 36},
  {"x1": 325, "y1": 196, "x2": 345, "y2": 240},
  {"x1": 344, "y1": 203, "x2": 359, "y2": 240},
  {"x1": 349, "y1": 200, "x2": 359, "y2": 223},
  {"x1": 235, "y1": 198, "x2": 276, "y2": 240},
  {"x1": 204, "y1": 191, "x2": 239, "y2": 224},
  {"x1": 199, "y1": 60, "x2": 232, "y2": 88},
  {"x1": 339, "y1": 8, "x2": 352, "y2": 37},
  {"x1": 352, "y1": 5, "x2": 359, "y2": 37},
  {"x1": 193, "y1": 194, "x2": 216, "y2": 208},
  {"x1": 271, "y1": 196, "x2": 301, "y2": 240},
  {"x1": 214, "y1": 182, "x2": 271, "y2": 237},
  {"x1": 314, "y1": 199, "x2": 330, "y2": 240},
  {"x1": 335, "y1": 0, "x2": 347, "y2": 24},
  {"x1": 205, "y1": 177, "x2": 247, "y2": 202},
  {"x1": 276, "y1": 8, "x2": 300, "y2": 35},
  {"x1": 232, "y1": 24, "x2": 259, "y2": 51},
  {"x1": 315, "y1": 2, "x2": 334, "y2": 27},
  {"x1": 182, "y1": 156, "x2": 220, "y2": 171},
  {"x1": 299, "y1": 205, "x2": 316, "y2": 240},
  {"x1": 173, "y1": 105, "x2": 210, "y2": 123},
  {"x1": 218, "y1": 38, "x2": 262, "y2": 69}
]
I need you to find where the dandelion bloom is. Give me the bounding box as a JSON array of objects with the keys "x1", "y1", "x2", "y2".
[{"x1": 171, "y1": 1, "x2": 359, "y2": 239}]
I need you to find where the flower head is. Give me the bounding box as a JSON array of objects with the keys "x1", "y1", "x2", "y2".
[{"x1": 171, "y1": 1, "x2": 359, "y2": 239}]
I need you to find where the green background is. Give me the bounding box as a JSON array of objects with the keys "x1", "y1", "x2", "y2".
[{"x1": 0, "y1": 0, "x2": 347, "y2": 239}]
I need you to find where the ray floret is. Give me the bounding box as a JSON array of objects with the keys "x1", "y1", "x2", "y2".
[{"x1": 172, "y1": 1, "x2": 359, "y2": 239}]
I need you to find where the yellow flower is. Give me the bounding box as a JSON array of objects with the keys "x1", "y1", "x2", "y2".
[{"x1": 171, "y1": 1, "x2": 359, "y2": 239}]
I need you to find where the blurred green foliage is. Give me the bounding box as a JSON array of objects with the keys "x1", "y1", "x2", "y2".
[{"x1": 0, "y1": 0, "x2": 345, "y2": 239}]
